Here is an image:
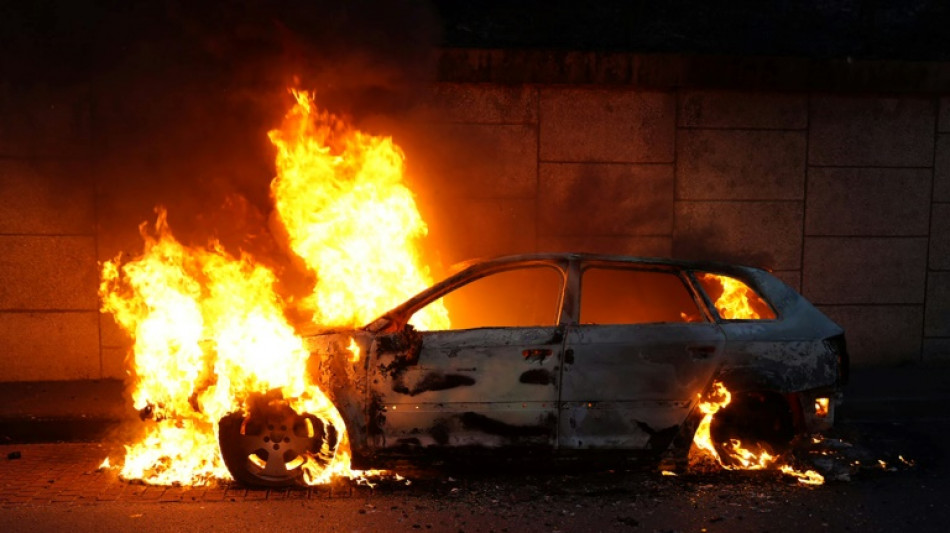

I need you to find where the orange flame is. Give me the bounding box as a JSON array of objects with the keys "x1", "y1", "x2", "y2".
[
  {"x1": 698, "y1": 273, "x2": 775, "y2": 320},
  {"x1": 269, "y1": 90, "x2": 448, "y2": 331},
  {"x1": 690, "y1": 381, "x2": 824, "y2": 486},
  {"x1": 100, "y1": 90, "x2": 447, "y2": 485}
]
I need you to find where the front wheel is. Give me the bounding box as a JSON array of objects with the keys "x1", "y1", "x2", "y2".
[{"x1": 218, "y1": 402, "x2": 338, "y2": 487}]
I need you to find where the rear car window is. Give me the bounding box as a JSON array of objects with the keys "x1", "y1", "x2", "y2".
[
  {"x1": 694, "y1": 272, "x2": 776, "y2": 320},
  {"x1": 580, "y1": 267, "x2": 703, "y2": 325}
]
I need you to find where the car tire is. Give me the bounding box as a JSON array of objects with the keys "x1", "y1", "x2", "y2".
[
  {"x1": 218, "y1": 404, "x2": 338, "y2": 487},
  {"x1": 709, "y1": 390, "x2": 795, "y2": 466}
]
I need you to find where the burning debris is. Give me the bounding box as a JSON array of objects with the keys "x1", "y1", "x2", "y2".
[{"x1": 688, "y1": 381, "x2": 825, "y2": 485}]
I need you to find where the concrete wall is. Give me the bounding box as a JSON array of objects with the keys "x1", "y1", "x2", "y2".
[
  {"x1": 414, "y1": 84, "x2": 948, "y2": 368},
  {"x1": 0, "y1": 84, "x2": 101, "y2": 380},
  {"x1": 2, "y1": 55, "x2": 949, "y2": 380}
]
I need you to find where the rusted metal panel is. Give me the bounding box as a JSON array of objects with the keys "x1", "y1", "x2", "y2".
[
  {"x1": 560, "y1": 322, "x2": 724, "y2": 452},
  {"x1": 368, "y1": 326, "x2": 561, "y2": 454}
]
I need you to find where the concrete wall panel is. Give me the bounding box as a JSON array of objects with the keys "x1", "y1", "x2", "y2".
[
  {"x1": 0, "y1": 160, "x2": 95, "y2": 235},
  {"x1": 818, "y1": 305, "x2": 922, "y2": 366},
  {"x1": 925, "y1": 271, "x2": 950, "y2": 337},
  {"x1": 0, "y1": 311, "x2": 99, "y2": 380},
  {"x1": 0, "y1": 86, "x2": 91, "y2": 157},
  {"x1": 432, "y1": 198, "x2": 536, "y2": 264},
  {"x1": 537, "y1": 235, "x2": 672, "y2": 258},
  {"x1": 809, "y1": 96, "x2": 934, "y2": 167},
  {"x1": 415, "y1": 83, "x2": 537, "y2": 124},
  {"x1": 676, "y1": 129, "x2": 806, "y2": 200},
  {"x1": 538, "y1": 163, "x2": 673, "y2": 237},
  {"x1": 806, "y1": 167, "x2": 932, "y2": 236},
  {"x1": 930, "y1": 203, "x2": 950, "y2": 270},
  {"x1": 803, "y1": 237, "x2": 928, "y2": 304},
  {"x1": 679, "y1": 91, "x2": 806, "y2": 129},
  {"x1": 540, "y1": 89, "x2": 675, "y2": 163},
  {"x1": 923, "y1": 339, "x2": 950, "y2": 364},
  {"x1": 939, "y1": 97, "x2": 950, "y2": 133},
  {"x1": 673, "y1": 201, "x2": 803, "y2": 270},
  {"x1": 409, "y1": 123, "x2": 537, "y2": 199},
  {"x1": 934, "y1": 135, "x2": 950, "y2": 202},
  {"x1": 772, "y1": 270, "x2": 802, "y2": 292},
  {"x1": 0, "y1": 236, "x2": 98, "y2": 310}
]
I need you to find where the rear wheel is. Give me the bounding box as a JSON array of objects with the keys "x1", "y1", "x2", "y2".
[
  {"x1": 709, "y1": 391, "x2": 794, "y2": 466},
  {"x1": 218, "y1": 403, "x2": 338, "y2": 487}
]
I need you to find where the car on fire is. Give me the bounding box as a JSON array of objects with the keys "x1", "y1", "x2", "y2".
[{"x1": 218, "y1": 253, "x2": 848, "y2": 486}]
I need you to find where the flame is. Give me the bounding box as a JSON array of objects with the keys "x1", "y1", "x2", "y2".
[
  {"x1": 814, "y1": 397, "x2": 830, "y2": 417},
  {"x1": 269, "y1": 90, "x2": 448, "y2": 331},
  {"x1": 346, "y1": 337, "x2": 361, "y2": 363},
  {"x1": 690, "y1": 381, "x2": 824, "y2": 485},
  {"x1": 698, "y1": 273, "x2": 775, "y2": 320},
  {"x1": 100, "y1": 90, "x2": 446, "y2": 486}
]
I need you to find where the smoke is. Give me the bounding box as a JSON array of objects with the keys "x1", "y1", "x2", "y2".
[{"x1": 1, "y1": 1, "x2": 442, "y2": 268}]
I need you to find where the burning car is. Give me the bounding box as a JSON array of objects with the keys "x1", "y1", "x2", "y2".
[{"x1": 218, "y1": 253, "x2": 848, "y2": 487}]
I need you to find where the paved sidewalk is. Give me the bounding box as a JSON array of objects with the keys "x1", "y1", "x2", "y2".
[{"x1": 0, "y1": 444, "x2": 367, "y2": 507}]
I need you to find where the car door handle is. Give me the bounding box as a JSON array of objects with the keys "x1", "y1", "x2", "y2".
[
  {"x1": 687, "y1": 345, "x2": 717, "y2": 359},
  {"x1": 523, "y1": 348, "x2": 552, "y2": 360}
]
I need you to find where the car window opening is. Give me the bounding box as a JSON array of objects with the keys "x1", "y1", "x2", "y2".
[
  {"x1": 419, "y1": 266, "x2": 564, "y2": 330},
  {"x1": 694, "y1": 272, "x2": 776, "y2": 320},
  {"x1": 580, "y1": 267, "x2": 702, "y2": 325}
]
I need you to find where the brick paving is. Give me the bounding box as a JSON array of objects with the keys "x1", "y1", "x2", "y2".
[{"x1": 0, "y1": 444, "x2": 366, "y2": 507}]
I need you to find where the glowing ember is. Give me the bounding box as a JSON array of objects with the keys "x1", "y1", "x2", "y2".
[
  {"x1": 814, "y1": 397, "x2": 830, "y2": 417},
  {"x1": 698, "y1": 273, "x2": 776, "y2": 320},
  {"x1": 690, "y1": 381, "x2": 824, "y2": 485},
  {"x1": 100, "y1": 90, "x2": 446, "y2": 486}
]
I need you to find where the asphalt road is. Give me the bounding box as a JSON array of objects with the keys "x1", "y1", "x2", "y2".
[{"x1": 1, "y1": 419, "x2": 947, "y2": 533}]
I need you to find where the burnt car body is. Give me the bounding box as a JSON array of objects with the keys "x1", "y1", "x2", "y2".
[{"x1": 222, "y1": 253, "x2": 848, "y2": 485}]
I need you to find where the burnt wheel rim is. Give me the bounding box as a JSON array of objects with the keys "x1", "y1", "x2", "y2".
[{"x1": 219, "y1": 405, "x2": 334, "y2": 487}]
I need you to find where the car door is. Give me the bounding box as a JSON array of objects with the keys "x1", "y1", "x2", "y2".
[
  {"x1": 558, "y1": 263, "x2": 725, "y2": 453},
  {"x1": 369, "y1": 263, "x2": 567, "y2": 454}
]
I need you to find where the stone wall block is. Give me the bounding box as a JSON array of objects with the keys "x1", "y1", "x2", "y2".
[
  {"x1": 676, "y1": 129, "x2": 806, "y2": 200},
  {"x1": 406, "y1": 123, "x2": 537, "y2": 199},
  {"x1": 809, "y1": 96, "x2": 934, "y2": 167},
  {"x1": 934, "y1": 135, "x2": 950, "y2": 202},
  {"x1": 540, "y1": 89, "x2": 675, "y2": 162},
  {"x1": 673, "y1": 201, "x2": 803, "y2": 270},
  {"x1": 930, "y1": 203, "x2": 950, "y2": 270},
  {"x1": 772, "y1": 270, "x2": 802, "y2": 292},
  {"x1": 101, "y1": 347, "x2": 129, "y2": 380},
  {"x1": 429, "y1": 198, "x2": 537, "y2": 265},
  {"x1": 679, "y1": 91, "x2": 807, "y2": 129},
  {"x1": 818, "y1": 306, "x2": 922, "y2": 366},
  {"x1": 939, "y1": 97, "x2": 950, "y2": 133},
  {"x1": 806, "y1": 167, "x2": 932, "y2": 236},
  {"x1": 925, "y1": 271, "x2": 950, "y2": 337},
  {"x1": 803, "y1": 237, "x2": 928, "y2": 304},
  {"x1": 0, "y1": 84, "x2": 91, "y2": 157},
  {"x1": 538, "y1": 163, "x2": 674, "y2": 237},
  {"x1": 0, "y1": 159, "x2": 95, "y2": 235},
  {"x1": 415, "y1": 83, "x2": 538, "y2": 124},
  {"x1": 537, "y1": 235, "x2": 672, "y2": 258},
  {"x1": 0, "y1": 312, "x2": 100, "y2": 380},
  {"x1": 0, "y1": 236, "x2": 98, "y2": 310},
  {"x1": 923, "y1": 339, "x2": 950, "y2": 363}
]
